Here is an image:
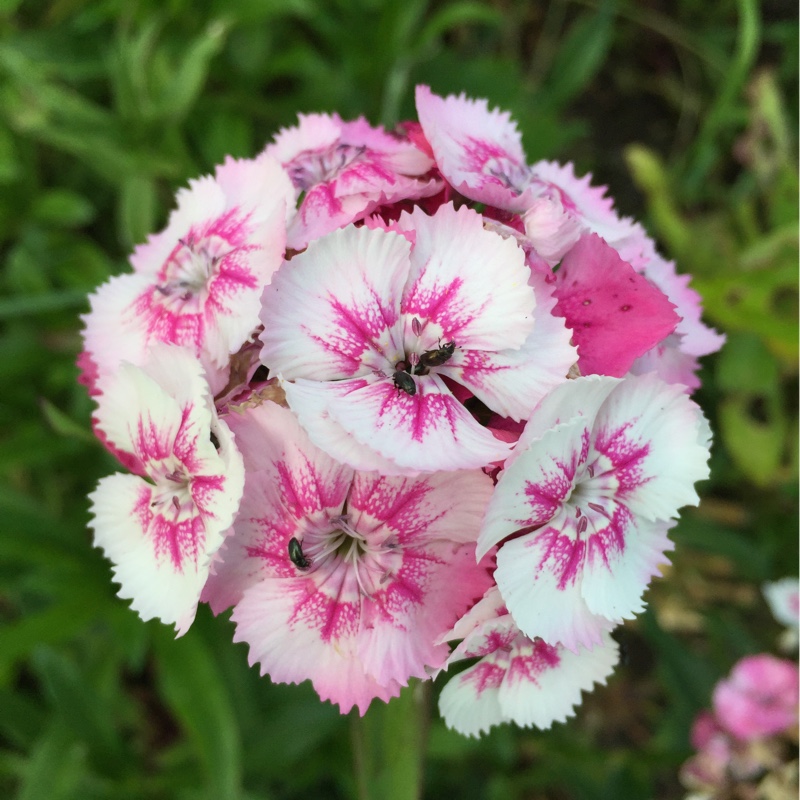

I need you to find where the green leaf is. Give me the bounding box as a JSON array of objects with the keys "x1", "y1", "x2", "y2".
[
  {"x1": 153, "y1": 627, "x2": 242, "y2": 800},
  {"x1": 31, "y1": 190, "x2": 95, "y2": 228},
  {"x1": 541, "y1": 0, "x2": 616, "y2": 110},
  {"x1": 16, "y1": 721, "x2": 84, "y2": 800},
  {"x1": 118, "y1": 175, "x2": 158, "y2": 251},
  {"x1": 31, "y1": 647, "x2": 127, "y2": 777},
  {"x1": 39, "y1": 398, "x2": 98, "y2": 444}
]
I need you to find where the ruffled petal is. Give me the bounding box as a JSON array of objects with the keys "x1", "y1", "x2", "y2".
[
  {"x1": 444, "y1": 273, "x2": 576, "y2": 421},
  {"x1": 494, "y1": 522, "x2": 616, "y2": 651},
  {"x1": 415, "y1": 85, "x2": 533, "y2": 211},
  {"x1": 552, "y1": 234, "x2": 680, "y2": 377},
  {"x1": 589, "y1": 373, "x2": 711, "y2": 521},
  {"x1": 260, "y1": 225, "x2": 409, "y2": 379},
  {"x1": 400, "y1": 203, "x2": 536, "y2": 353},
  {"x1": 324, "y1": 373, "x2": 512, "y2": 471}
]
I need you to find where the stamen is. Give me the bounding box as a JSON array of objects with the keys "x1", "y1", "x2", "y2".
[{"x1": 577, "y1": 516, "x2": 588, "y2": 535}]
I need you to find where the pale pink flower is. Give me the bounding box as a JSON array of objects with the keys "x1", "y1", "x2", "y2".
[
  {"x1": 437, "y1": 587, "x2": 618, "y2": 736},
  {"x1": 88, "y1": 345, "x2": 245, "y2": 634},
  {"x1": 712, "y1": 654, "x2": 799, "y2": 741},
  {"x1": 203, "y1": 401, "x2": 493, "y2": 714},
  {"x1": 414, "y1": 86, "x2": 654, "y2": 266},
  {"x1": 263, "y1": 113, "x2": 441, "y2": 250},
  {"x1": 259, "y1": 202, "x2": 576, "y2": 473},
  {"x1": 82, "y1": 154, "x2": 293, "y2": 393},
  {"x1": 478, "y1": 373, "x2": 711, "y2": 651}
]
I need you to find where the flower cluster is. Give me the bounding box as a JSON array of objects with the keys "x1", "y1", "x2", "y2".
[
  {"x1": 80, "y1": 87, "x2": 719, "y2": 734},
  {"x1": 680, "y1": 579, "x2": 799, "y2": 799}
]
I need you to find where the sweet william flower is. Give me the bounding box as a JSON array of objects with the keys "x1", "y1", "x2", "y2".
[
  {"x1": 259, "y1": 202, "x2": 577, "y2": 473},
  {"x1": 203, "y1": 401, "x2": 493, "y2": 714},
  {"x1": 712, "y1": 654, "x2": 799, "y2": 742},
  {"x1": 437, "y1": 587, "x2": 619, "y2": 736},
  {"x1": 478, "y1": 373, "x2": 711, "y2": 651},
  {"x1": 88, "y1": 345, "x2": 245, "y2": 635},
  {"x1": 82, "y1": 153, "x2": 293, "y2": 394},
  {"x1": 263, "y1": 112, "x2": 441, "y2": 250}
]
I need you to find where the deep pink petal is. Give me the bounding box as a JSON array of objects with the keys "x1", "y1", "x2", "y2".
[{"x1": 552, "y1": 234, "x2": 680, "y2": 377}]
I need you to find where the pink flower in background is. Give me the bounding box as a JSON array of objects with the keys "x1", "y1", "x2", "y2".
[
  {"x1": 259, "y1": 202, "x2": 576, "y2": 473},
  {"x1": 478, "y1": 373, "x2": 711, "y2": 651},
  {"x1": 203, "y1": 402, "x2": 492, "y2": 714},
  {"x1": 263, "y1": 113, "x2": 441, "y2": 250},
  {"x1": 712, "y1": 654, "x2": 799, "y2": 741},
  {"x1": 437, "y1": 587, "x2": 619, "y2": 736},
  {"x1": 82, "y1": 153, "x2": 293, "y2": 393},
  {"x1": 89, "y1": 345, "x2": 244, "y2": 634}
]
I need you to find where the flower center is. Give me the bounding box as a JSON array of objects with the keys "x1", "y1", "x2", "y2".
[
  {"x1": 288, "y1": 143, "x2": 367, "y2": 190},
  {"x1": 150, "y1": 465, "x2": 193, "y2": 513},
  {"x1": 300, "y1": 514, "x2": 402, "y2": 596},
  {"x1": 154, "y1": 235, "x2": 231, "y2": 306},
  {"x1": 482, "y1": 155, "x2": 532, "y2": 196}
]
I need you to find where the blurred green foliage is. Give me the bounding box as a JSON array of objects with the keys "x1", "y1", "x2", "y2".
[{"x1": 0, "y1": 1, "x2": 796, "y2": 798}]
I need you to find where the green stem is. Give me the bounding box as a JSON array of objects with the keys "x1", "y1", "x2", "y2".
[{"x1": 350, "y1": 681, "x2": 430, "y2": 800}]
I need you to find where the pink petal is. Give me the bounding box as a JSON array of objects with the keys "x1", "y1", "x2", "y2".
[
  {"x1": 552, "y1": 234, "x2": 680, "y2": 377},
  {"x1": 415, "y1": 85, "x2": 533, "y2": 212},
  {"x1": 530, "y1": 160, "x2": 657, "y2": 269}
]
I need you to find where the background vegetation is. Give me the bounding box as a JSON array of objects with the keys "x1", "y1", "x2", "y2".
[{"x1": 0, "y1": 0, "x2": 796, "y2": 798}]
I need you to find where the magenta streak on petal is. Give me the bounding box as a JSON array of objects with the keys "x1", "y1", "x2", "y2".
[
  {"x1": 245, "y1": 513, "x2": 307, "y2": 578},
  {"x1": 401, "y1": 276, "x2": 481, "y2": 339},
  {"x1": 171, "y1": 406, "x2": 201, "y2": 470},
  {"x1": 376, "y1": 380, "x2": 459, "y2": 443},
  {"x1": 522, "y1": 449, "x2": 579, "y2": 527},
  {"x1": 189, "y1": 473, "x2": 226, "y2": 516},
  {"x1": 527, "y1": 523, "x2": 586, "y2": 590},
  {"x1": 463, "y1": 628, "x2": 517, "y2": 659},
  {"x1": 135, "y1": 210, "x2": 260, "y2": 351},
  {"x1": 462, "y1": 659, "x2": 505, "y2": 695},
  {"x1": 134, "y1": 481, "x2": 205, "y2": 571},
  {"x1": 133, "y1": 413, "x2": 176, "y2": 463},
  {"x1": 289, "y1": 576, "x2": 361, "y2": 644},
  {"x1": 592, "y1": 420, "x2": 651, "y2": 494},
  {"x1": 299, "y1": 183, "x2": 345, "y2": 223},
  {"x1": 585, "y1": 503, "x2": 631, "y2": 571},
  {"x1": 309, "y1": 291, "x2": 399, "y2": 373},
  {"x1": 350, "y1": 477, "x2": 436, "y2": 536},
  {"x1": 506, "y1": 639, "x2": 561, "y2": 685},
  {"x1": 274, "y1": 456, "x2": 348, "y2": 519}
]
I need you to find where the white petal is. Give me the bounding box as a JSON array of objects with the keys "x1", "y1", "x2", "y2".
[
  {"x1": 89, "y1": 474, "x2": 212, "y2": 635},
  {"x1": 495, "y1": 527, "x2": 615, "y2": 651},
  {"x1": 325, "y1": 372, "x2": 512, "y2": 472},
  {"x1": 591, "y1": 373, "x2": 711, "y2": 521},
  {"x1": 400, "y1": 203, "x2": 536, "y2": 352},
  {"x1": 497, "y1": 633, "x2": 619, "y2": 729},
  {"x1": 260, "y1": 224, "x2": 410, "y2": 380}
]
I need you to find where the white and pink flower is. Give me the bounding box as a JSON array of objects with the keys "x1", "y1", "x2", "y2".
[
  {"x1": 437, "y1": 587, "x2": 619, "y2": 736},
  {"x1": 259, "y1": 202, "x2": 576, "y2": 473},
  {"x1": 88, "y1": 345, "x2": 244, "y2": 634},
  {"x1": 82, "y1": 153, "x2": 293, "y2": 393},
  {"x1": 203, "y1": 401, "x2": 493, "y2": 714},
  {"x1": 263, "y1": 113, "x2": 440, "y2": 250},
  {"x1": 478, "y1": 373, "x2": 711, "y2": 651}
]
